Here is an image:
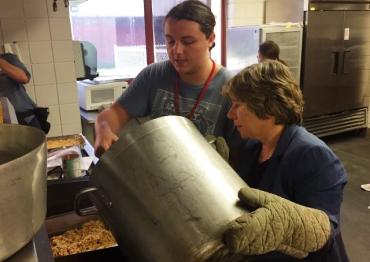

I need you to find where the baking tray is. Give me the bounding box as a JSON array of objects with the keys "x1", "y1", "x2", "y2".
[{"x1": 47, "y1": 134, "x2": 85, "y2": 150}]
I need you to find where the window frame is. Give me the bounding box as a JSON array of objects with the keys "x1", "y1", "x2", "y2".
[{"x1": 144, "y1": 0, "x2": 155, "y2": 64}]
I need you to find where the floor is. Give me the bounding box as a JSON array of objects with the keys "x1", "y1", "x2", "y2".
[{"x1": 324, "y1": 129, "x2": 370, "y2": 262}]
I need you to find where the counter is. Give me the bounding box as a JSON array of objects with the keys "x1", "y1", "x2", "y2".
[{"x1": 5, "y1": 225, "x2": 54, "y2": 262}]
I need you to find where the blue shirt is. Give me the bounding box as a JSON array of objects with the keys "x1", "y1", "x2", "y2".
[
  {"x1": 117, "y1": 60, "x2": 233, "y2": 137},
  {"x1": 237, "y1": 125, "x2": 348, "y2": 262},
  {"x1": 0, "y1": 53, "x2": 35, "y2": 112}
]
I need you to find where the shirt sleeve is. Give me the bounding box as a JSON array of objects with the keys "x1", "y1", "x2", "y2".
[
  {"x1": 116, "y1": 66, "x2": 153, "y2": 118},
  {"x1": 2, "y1": 53, "x2": 31, "y2": 80}
]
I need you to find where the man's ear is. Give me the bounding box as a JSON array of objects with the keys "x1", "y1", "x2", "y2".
[
  {"x1": 208, "y1": 32, "x2": 216, "y2": 44},
  {"x1": 208, "y1": 32, "x2": 216, "y2": 49}
]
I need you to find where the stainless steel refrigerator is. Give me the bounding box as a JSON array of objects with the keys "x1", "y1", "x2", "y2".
[
  {"x1": 302, "y1": 1, "x2": 370, "y2": 136},
  {"x1": 226, "y1": 24, "x2": 303, "y2": 82}
]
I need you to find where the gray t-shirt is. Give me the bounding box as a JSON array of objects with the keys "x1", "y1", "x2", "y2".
[
  {"x1": 0, "y1": 53, "x2": 35, "y2": 112},
  {"x1": 117, "y1": 60, "x2": 233, "y2": 137}
]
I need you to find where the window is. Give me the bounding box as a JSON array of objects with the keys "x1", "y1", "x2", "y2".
[
  {"x1": 69, "y1": 0, "x2": 222, "y2": 78},
  {"x1": 70, "y1": 0, "x2": 146, "y2": 78}
]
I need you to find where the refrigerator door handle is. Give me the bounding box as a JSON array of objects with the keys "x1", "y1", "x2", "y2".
[
  {"x1": 331, "y1": 51, "x2": 340, "y2": 75},
  {"x1": 342, "y1": 50, "x2": 351, "y2": 75}
]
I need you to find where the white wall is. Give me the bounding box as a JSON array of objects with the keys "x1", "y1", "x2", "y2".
[
  {"x1": 227, "y1": 0, "x2": 265, "y2": 27},
  {"x1": 0, "y1": 0, "x2": 81, "y2": 137},
  {"x1": 265, "y1": 0, "x2": 305, "y2": 23},
  {"x1": 227, "y1": 0, "x2": 305, "y2": 27}
]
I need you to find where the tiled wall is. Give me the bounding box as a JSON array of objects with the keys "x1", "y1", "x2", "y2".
[{"x1": 0, "y1": 0, "x2": 81, "y2": 137}]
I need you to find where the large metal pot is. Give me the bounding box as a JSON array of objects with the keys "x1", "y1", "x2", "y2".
[
  {"x1": 0, "y1": 124, "x2": 47, "y2": 261},
  {"x1": 76, "y1": 116, "x2": 248, "y2": 261}
]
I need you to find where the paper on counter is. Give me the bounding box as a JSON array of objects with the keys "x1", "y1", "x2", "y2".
[
  {"x1": 81, "y1": 156, "x2": 93, "y2": 171},
  {"x1": 47, "y1": 145, "x2": 95, "y2": 172},
  {"x1": 47, "y1": 146, "x2": 81, "y2": 170}
]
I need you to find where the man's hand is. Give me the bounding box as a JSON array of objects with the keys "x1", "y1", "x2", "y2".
[
  {"x1": 224, "y1": 187, "x2": 331, "y2": 258},
  {"x1": 93, "y1": 104, "x2": 131, "y2": 157},
  {"x1": 94, "y1": 121, "x2": 119, "y2": 157},
  {"x1": 206, "y1": 135, "x2": 229, "y2": 162}
]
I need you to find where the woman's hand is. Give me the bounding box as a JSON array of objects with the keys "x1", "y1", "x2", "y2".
[{"x1": 224, "y1": 187, "x2": 331, "y2": 258}]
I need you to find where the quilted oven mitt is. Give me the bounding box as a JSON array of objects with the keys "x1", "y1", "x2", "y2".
[
  {"x1": 206, "y1": 135, "x2": 230, "y2": 162},
  {"x1": 224, "y1": 187, "x2": 331, "y2": 259}
]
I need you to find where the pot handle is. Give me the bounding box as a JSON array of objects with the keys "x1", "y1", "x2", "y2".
[{"x1": 74, "y1": 187, "x2": 99, "y2": 216}]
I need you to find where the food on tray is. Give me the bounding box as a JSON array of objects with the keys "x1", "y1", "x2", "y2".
[
  {"x1": 49, "y1": 220, "x2": 117, "y2": 257},
  {"x1": 47, "y1": 135, "x2": 85, "y2": 150}
]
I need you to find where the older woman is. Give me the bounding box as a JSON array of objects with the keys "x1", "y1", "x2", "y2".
[{"x1": 221, "y1": 61, "x2": 348, "y2": 261}]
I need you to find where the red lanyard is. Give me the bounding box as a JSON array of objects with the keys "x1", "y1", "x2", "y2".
[{"x1": 174, "y1": 59, "x2": 216, "y2": 120}]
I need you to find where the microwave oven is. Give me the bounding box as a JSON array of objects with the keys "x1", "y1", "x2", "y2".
[{"x1": 77, "y1": 80, "x2": 128, "y2": 111}]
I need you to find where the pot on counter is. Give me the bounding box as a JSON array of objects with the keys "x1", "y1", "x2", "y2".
[
  {"x1": 75, "y1": 116, "x2": 249, "y2": 261},
  {"x1": 0, "y1": 124, "x2": 47, "y2": 261}
]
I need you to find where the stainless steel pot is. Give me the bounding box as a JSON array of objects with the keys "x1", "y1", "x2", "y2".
[
  {"x1": 0, "y1": 124, "x2": 47, "y2": 261},
  {"x1": 76, "y1": 116, "x2": 248, "y2": 261}
]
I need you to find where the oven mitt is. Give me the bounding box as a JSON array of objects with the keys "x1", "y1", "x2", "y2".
[
  {"x1": 206, "y1": 135, "x2": 229, "y2": 162},
  {"x1": 224, "y1": 187, "x2": 331, "y2": 259}
]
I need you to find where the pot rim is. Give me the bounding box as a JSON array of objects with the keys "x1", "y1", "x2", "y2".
[{"x1": 0, "y1": 124, "x2": 46, "y2": 170}]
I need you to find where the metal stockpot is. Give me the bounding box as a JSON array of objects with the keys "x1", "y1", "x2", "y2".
[
  {"x1": 0, "y1": 124, "x2": 47, "y2": 261},
  {"x1": 76, "y1": 116, "x2": 248, "y2": 261}
]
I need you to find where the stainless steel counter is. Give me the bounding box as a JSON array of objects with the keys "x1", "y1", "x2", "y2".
[{"x1": 5, "y1": 225, "x2": 54, "y2": 262}]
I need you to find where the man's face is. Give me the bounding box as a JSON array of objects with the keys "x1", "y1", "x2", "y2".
[{"x1": 164, "y1": 18, "x2": 215, "y2": 75}]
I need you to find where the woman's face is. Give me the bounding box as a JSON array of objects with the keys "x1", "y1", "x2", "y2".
[
  {"x1": 227, "y1": 97, "x2": 269, "y2": 139},
  {"x1": 164, "y1": 18, "x2": 215, "y2": 75}
]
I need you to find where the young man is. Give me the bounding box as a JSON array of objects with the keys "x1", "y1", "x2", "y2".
[{"x1": 94, "y1": 0, "x2": 235, "y2": 155}]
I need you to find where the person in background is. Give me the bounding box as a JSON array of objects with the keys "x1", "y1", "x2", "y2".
[
  {"x1": 220, "y1": 60, "x2": 348, "y2": 261},
  {"x1": 257, "y1": 40, "x2": 287, "y2": 65},
  {"x1": 0, "y1": 50, "x2": 46, "y2": 131},
  {"x1": 94, "y1": 0, "x2": 238, "y2": 157}
]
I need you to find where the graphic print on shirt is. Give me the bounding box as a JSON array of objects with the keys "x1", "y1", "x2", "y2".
[{"x1": 151, "y1": 89, "x2": 222, "y2": 135}]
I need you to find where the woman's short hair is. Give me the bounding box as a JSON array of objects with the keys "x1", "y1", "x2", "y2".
[
  {"x1": 165, "y1": 0, "x2": 216, "y2": 39},
  {"x1": 223, "y1": 60, "x2": 304, "y2": 125}
]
